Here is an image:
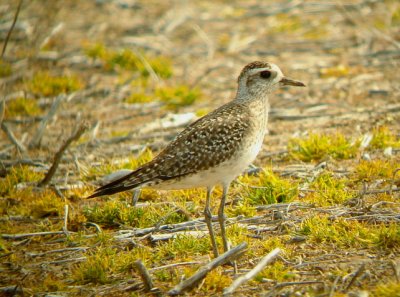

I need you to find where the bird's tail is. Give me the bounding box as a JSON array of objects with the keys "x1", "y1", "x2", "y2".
[{"x1": 87, "y1": 165, "x2": 153, "y2": 198}]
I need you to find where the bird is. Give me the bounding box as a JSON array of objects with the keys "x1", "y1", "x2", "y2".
[{"x1": 88, "y1": 61, "x2": 305, "y2": 258}]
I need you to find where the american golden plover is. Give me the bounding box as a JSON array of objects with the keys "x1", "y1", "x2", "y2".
[{"x1": 88, "y1": 61, "x2": 305, "y2": 257}]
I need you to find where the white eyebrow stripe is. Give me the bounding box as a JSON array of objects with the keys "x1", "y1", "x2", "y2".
[{"x1": 248, "y1": 67, "x2": 272, "y2": 75}]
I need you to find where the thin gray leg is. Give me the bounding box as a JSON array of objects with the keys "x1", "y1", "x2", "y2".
[
  {"x1": 204, "y1": 186, "x2": 219, "y2": 258},
  {"x1": 218, "y1": 182, "x2": 230, "y2": 253},
  {"x1": 132, "y1": 189, "x2": 141, "y2": 206}
]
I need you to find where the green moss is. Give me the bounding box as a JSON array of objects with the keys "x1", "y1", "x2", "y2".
[
  {"x1": 306, "y1": 172, "x2": 353, "y2": 206},
  {"x1": 155, "y1": 234, "x2": 211, "y2": 259},
  {"x1": 0, "y1": 59, "x2": 12, "y2": 77},
  {"x1": 288, "y1": 132, "x2": 359, "y2": 162},
  {"x1": 28, "y1": 191, "x2": 65, "y2": 218},
  {"x1": 242, "y1": 169, "x2": 298, "y2": 205},
  {"x1": 156, "y1": 85, "x2": 201, "y2": 110},
  {"x1": 84, "y1": 148, "x2": 153, "y2": 180},
  {"x1": 84, "y1": 43, "x2": 173, "y2": 78},
  {"x1": 28, "y1": 71, "x2": 83, "y2": 97},
  {"x1": 370, "y1": 126, "x2": 400, "y2": 149},
  {"x1": 372, "y1": 281, "x2": 400, "y2": 297},
  {"x1": 5, "y1": 97, "x2": 41, "y2": 117},
  {"x1": 124, "y1": 92, "x2": 154, "y2": 104},
  {"x1": 83, "y1": 200, "x2": 187, "y2": 228},
  {"x1": 202, "y1": 267, "x2": 232, "y2": 293},
  {"x1": 355, "y1": 159, "x2": 399, "y2": 181},
  {"x1": 73, "y1": 247, "x2": 116, "y2": 284},
  {"x1": 298, "y1": 215, "x2": 400, "y2": 250},
  {"x1": 0, "y1": 165, "x2": 44, "y2": 198},
  {"x1": 255, "y1": 261, "x2": 296, "y2": 282}
]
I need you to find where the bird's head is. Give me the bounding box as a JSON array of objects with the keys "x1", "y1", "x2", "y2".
[{"x1": 237, "y1": 61, "x2": 305, "y2": 98}]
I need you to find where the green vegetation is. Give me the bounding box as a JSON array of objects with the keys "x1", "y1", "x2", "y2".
[
  {"x1": 288, "y1": 132, "x2": 359, "y2": 162},
  {"x1": 156, "y1": 85, "x2": 201, "y2": 110},
  {"x1": 28, "y1": 71, "x2": 83, "y2": 97},
  {"x1": 298, "y1": 215, "x2": 400, "y2": 249},
  {"x1": 84, "y1": 43, "x2": 173, "y2": 78},
  {"x1": 123, "y1": 91, "x2": 153, "y2": 104},
  {"x1": 5, "y1": 97, "x2": 41, "y2": 117},
  {"x1": 255, "y1": 261, "x2": 296, "y2": 282},
  {"x1": 306, "y1": 172, "x2": 353, "y2": 206},
  {"x1": 0, "y1": 59, "x2": 12, "y2": 77},
  {"x1": 83, "y1": 200, "x2": 187, "y2": 228},
  {"x1": 73, "y1": 247, "x2": 116, "y2": 284},
  {"x1": 355, "y1": 159, "x2": 399, "y2": 181},
  {"x1": 0, "y1": 165, "x2": 44, "y2": 198},
  {"x1": 370, "y1": 126, "x2": 400, "y2": 149},
  {"x1": 372, "y1": 281, "x2": 400, "y2": 297},
  {"x1": 84, "y1": 148, "x2": 153, "y2": 180},
  {"x1": 242, "y1": 169, "x2": 298, "y2": 205}
]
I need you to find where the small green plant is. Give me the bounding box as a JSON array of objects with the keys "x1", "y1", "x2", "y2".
[
  {"x1": 5, "y1": 97, "x2": 41, "y2": 118},
  {"x1": 298, "y1": 215, "x2": 400, "y2": 250},
  {"x1": 155, "y1": 234, "x2": 211, "y2": 259},
  {"x1": 288, "y1": 132, "x2": 359, "y2": 162},
  {"x1": 242, "y1": 169, "x2": 298, "y2": 205},
  {"x1": 0, "y1": 165, "x2": 44, "y2": 198},
  {"x1": 255, "y1": 261, "x2": 296, "y2": 282},
  {"x1": 307, "y1": 172, "x2": 353, "y2": 206},
  {"x1": 0, "y1": 59, "x2": 12, "y2": 77},
  {"x1": 28, "y1": 71, "x2": 83, "y2": 97},
  {"x1": 84, "y1": 148, "x2": 153, "y2": 180},
  {"x1": 369, "y1": 126, "x2": 400, "y2": 149},
  {"x1": 202, "y1": 267, "x2": 232, "y2": 293},
  {"x1": 355, "y1": 159, "x2": 399, "y2": 181},
  {"x1": 372, "y1": 281, "x2": 400, "y2": 297},
  {"x1": 84, "y1": 43, "x2": 173, "y2": 78},
  {"x1": 83, "y1": 200, "x2": 186, "y2": 228},
  {"x1": 124, "y1": 92, "x2": 154, "y2": 104},
  {"x1": 73, "y1": 247, "x2": 116, "y2": 284},
  {"x1": 156, "y1": 85, "x2": 201, "y2": 110}
]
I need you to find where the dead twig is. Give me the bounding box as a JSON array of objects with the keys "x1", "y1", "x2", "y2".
[
  {"x1": 1, "y1": 0, "x2": 23, "y2": 58},
  {"x1": 1, "y1": 231, "x2": 66, "y2": 239},
  {"x1": 344, "y1": 264, "x2": 365, "y2": 292},
  {"x1": 149, "y1": 261, "x2": 202, "y2": 272},
  {"x1": 223, "y1": 248, "x2": 281, "y2": 296},
  {"x1": 1, "y1": 122, "x2": 27, "y2": 153},
  {"x1": 168, "y1": 242, "x2": 248, "y2": 295},
  {"x1": 38, "y1": 121, "x2": 89, "y2": 187},
  {"x1": 134, "y1": 259, "x2": 155, "y2": 292},
  {"x1": 29, "y1": 94, "x2": 64, "y2": 149}
]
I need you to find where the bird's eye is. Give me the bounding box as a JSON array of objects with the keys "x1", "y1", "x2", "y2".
[{"x1": 260, "y1": 70, "x2": 271, "y2": 79}]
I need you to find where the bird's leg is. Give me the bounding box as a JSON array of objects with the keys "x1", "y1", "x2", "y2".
[
  {"x1": 218, "y1": 183, "x2": 230, "y2": 253},
  {"x1": 204, "y1": 187, "x2": 219, "y2": 258},
  {"x1": 132, "y1": 189, "x2": 141, "y2": 206}
]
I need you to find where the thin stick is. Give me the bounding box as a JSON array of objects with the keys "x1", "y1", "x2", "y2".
[
  {"x1": 223, "y1": 248, "x2": 281, "y2": 296},
  {"x1": 1, "y1": 0, "x2": 23, "y2": 58},
  {"x1": 38, "y1": 122, "x2": 88, "y2": 187},
  {"x1": 1, "y1": 122, "x2": 27, "y2": 152},
  {"x1": 29, "y1": 94, "x2": 64, "y2": 149},
  {"x1": 344, "y1": 264, "x2": 365, "y2": 292},
  {"x1": 150, "y1": 261, "x2": 202, "y2": 272},
  {"x1": 63, "y1": 204, "x2": 69, "y2": 235},
  {"x1": 134, "y1": 259, "x2": 154, "y2": 292},
  {"x1": 168, "y1": 242, "x2": 248, "y2": 296},
  {"x1": 0, "y1": 97, "x2": 4, "y2": 125},
  {"x1": 2, "y1": 231, "x2": 66, "y2": 239}
]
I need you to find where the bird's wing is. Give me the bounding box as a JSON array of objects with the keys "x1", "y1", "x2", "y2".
[{"x1": 88, "y1": 102, "x2": 252, "y2": 198}]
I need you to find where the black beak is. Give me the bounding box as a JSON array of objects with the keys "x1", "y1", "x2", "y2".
[{"x1": 280, "y1": 77, "x2": 306, "y2": 87}]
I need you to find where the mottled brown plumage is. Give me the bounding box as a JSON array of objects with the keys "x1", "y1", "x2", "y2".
[{"x1": 88, "y1": 61, "x2": 305, "y2": 257}]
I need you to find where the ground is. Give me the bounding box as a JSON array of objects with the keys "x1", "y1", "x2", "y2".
[{"x1": 0, "y1": 0, "x2": 400, "y2": 296}]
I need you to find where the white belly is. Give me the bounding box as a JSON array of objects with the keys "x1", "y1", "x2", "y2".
[{"x1": 152, "y1": 131, "x2": 265, "y2": 190}]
